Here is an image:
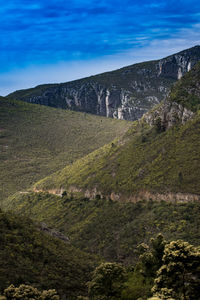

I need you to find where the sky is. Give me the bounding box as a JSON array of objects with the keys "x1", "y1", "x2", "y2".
[{"x1": 1, "y1": 0, "x2": 200, "y2": 95}]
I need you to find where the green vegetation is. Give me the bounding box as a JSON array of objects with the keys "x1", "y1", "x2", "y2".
[
  {"x1": 3, "y1": 194, "x2": 200, "y2": 264},
  {"x1": 0, "y1": 97, "x2": 129, "y2": 201},
  {"x1": 152, "y1": 240, "x2": 200, "y2": 299},
  {"x1": 0, "y1": 208, "x2": 97, "y2": 299},
  {"x1": 78, "y1": 237, "x2": 200, "y2": 300},
  {"x1": 2, "y1": 284, "x2": 60, "y2": 300},
  {"x1": 2, "y1": 49, "x2": 200, "y2": 300},
  {"x1": 34, "y1": 109, "x2": 200, "y2": 196},
  {"x1": 120, "y1": 234, "x2": 166, "y2": 300},
  {"x1": 2, "y1": 206, "x2": 199, "y2": 300},
  {"x1": 170, "y1": 62, "x2": 200, "y2": 111},
  {"x1": 88, "y1": 262, "x2": 126, "y2": 300},
  {"x1": 29, "y1": 62, "x2": 200, "y2": 197}
]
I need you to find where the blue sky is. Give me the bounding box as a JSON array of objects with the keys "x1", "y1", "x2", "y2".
[{"x1": 1, "y1": 0, "x2": 200, "y2": 95}]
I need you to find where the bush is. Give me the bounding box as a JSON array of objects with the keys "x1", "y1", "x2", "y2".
[{"x1": 3, "y1": 284, "x2": 60, "y2": 300}]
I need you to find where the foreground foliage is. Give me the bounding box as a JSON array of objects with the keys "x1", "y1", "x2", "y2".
[
  {"x1": 88, "y1": 263, "x2": 126, "y2": 300},
  {"x1": 83, "y1": 238, "x2": 200, "y2": 300},
  {"x1": 1, "y1": 284, "x2": 59, "y2": 300},
  {"x1": 152, "y1": 240, "x2": 200, "y2": 300}
]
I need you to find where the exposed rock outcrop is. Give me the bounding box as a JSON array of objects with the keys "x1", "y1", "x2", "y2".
[
  {"x1": 158, "y1": 45, "x2": 200, "y2": 79},
  {"x1": 143, "y1": 100, "x2": 194, "y2": 130},
  {"x1": 8, "y1": 46, "x2": 200, "y2": 121},
  {"x1": 39, "y1": 222, "x2": 69, "y2": 243}
]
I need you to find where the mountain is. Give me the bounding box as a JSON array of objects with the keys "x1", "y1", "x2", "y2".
[
  {"x1": 2, "y1": 60, "x2": 200, "y2": 266},
  {"x1": 30, "y1": 62, "x2": 200, "y2": 200},
  {"x1": 0, "y1": 208, "x2": 97, "y2": 299},
  {"x1": 8, "y1": 46, "x2": 200, "y2": 121},
  {"x1": 0, "y1": 97, "x2": 129, "y2": 202}
]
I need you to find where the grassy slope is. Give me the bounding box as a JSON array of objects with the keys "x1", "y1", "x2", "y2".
[
  {"x1": 0, "y1": 97, "x2": 130, "y2": 201},
  {"x1": 33, "y1": 63, "x2": 200, "y2": 197},
  {"x1": 0, "y1": 208, "x2": 97, "y2": 299},
  {"x1": 34, "y1": 112, "x2": 200, "y2": 196},
  {"x1": 3, "y1": 194, "x2": 200, "y2": 264}
]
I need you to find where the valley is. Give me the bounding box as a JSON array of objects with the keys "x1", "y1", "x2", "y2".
[{"x1": 1, "y1": 46, "x2": 200, "y2": 300}]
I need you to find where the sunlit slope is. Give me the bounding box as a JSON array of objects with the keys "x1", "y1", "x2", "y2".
[
  {"x1": 34, "y1": 64, "x2": 200, "y2": 198},
  {"x1": 34, "y1": 112, "x2": 200, "y2": 197},
  {"x1": 0, "y1": 97, "x2": 130, "y2": 201}
]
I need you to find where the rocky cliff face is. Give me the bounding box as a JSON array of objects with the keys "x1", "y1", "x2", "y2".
[
  {"x1": 143, "y1": 59, "x2": 200, "y2": 130},
  {"x1": 158, "y1": 46, "x2": 200, "y2": 79},
  {"x1": 8, "y1": 46, "x2": 200, "y2": 121},
  {"x1": 143, "y1": 100, "x2": 194, "y2": 130}
]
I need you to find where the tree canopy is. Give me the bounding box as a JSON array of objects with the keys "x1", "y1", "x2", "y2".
[{"x1": 152, "y1": 240, "x2": 200, "y2": 300}]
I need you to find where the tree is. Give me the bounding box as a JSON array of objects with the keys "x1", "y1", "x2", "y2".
[
  {"x1": 121, "y1": 271, "x2": 152, "y2": 300},
  {"x1": 40, "y1": 289, "x2": 60, "y2": 300},
  {"x1": 149, "y1": 288, "x2": 175, "y2": 299},
  {"x1": 122, "y1": 234, "x2": 167, "y2": 300},
  {"x1": 152, "y1": 240, "x2": 200, "y2": 300},
  {"x1": 4, "y1": 284, "x2": 40, "y2": 300},
  {"x1": 3, "y1": 284, "x2": 60, "y2": 300},
  {"x1": 137, "y1": 234, "x2": 166, "y2": 279},
  {"x1": 148, "y1": 295, "x2": 175, "y2": 300},
  {"x1": 88, "y1": 262, "x2": 126, "y2": 300}
]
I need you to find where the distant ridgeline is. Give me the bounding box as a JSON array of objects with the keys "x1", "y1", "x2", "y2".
[{"x1": 8, "y1": 46, "x2": 200, "y2": 121}]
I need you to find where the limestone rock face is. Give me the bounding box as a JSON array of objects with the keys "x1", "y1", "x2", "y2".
[
  {"x1": 143, "y1": 100, "x2": 194, "y2": 130},
  {"x1": 158, "y1": 46, "x2": 200, "y2": 79},
  {"x1": 9, "y1": 46, "x2": 200, "y2": 121}
]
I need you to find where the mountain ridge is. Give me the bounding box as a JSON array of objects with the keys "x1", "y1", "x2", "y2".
[{"x1": 7, "y1": 45, "x2": 200, "y2": 121}]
